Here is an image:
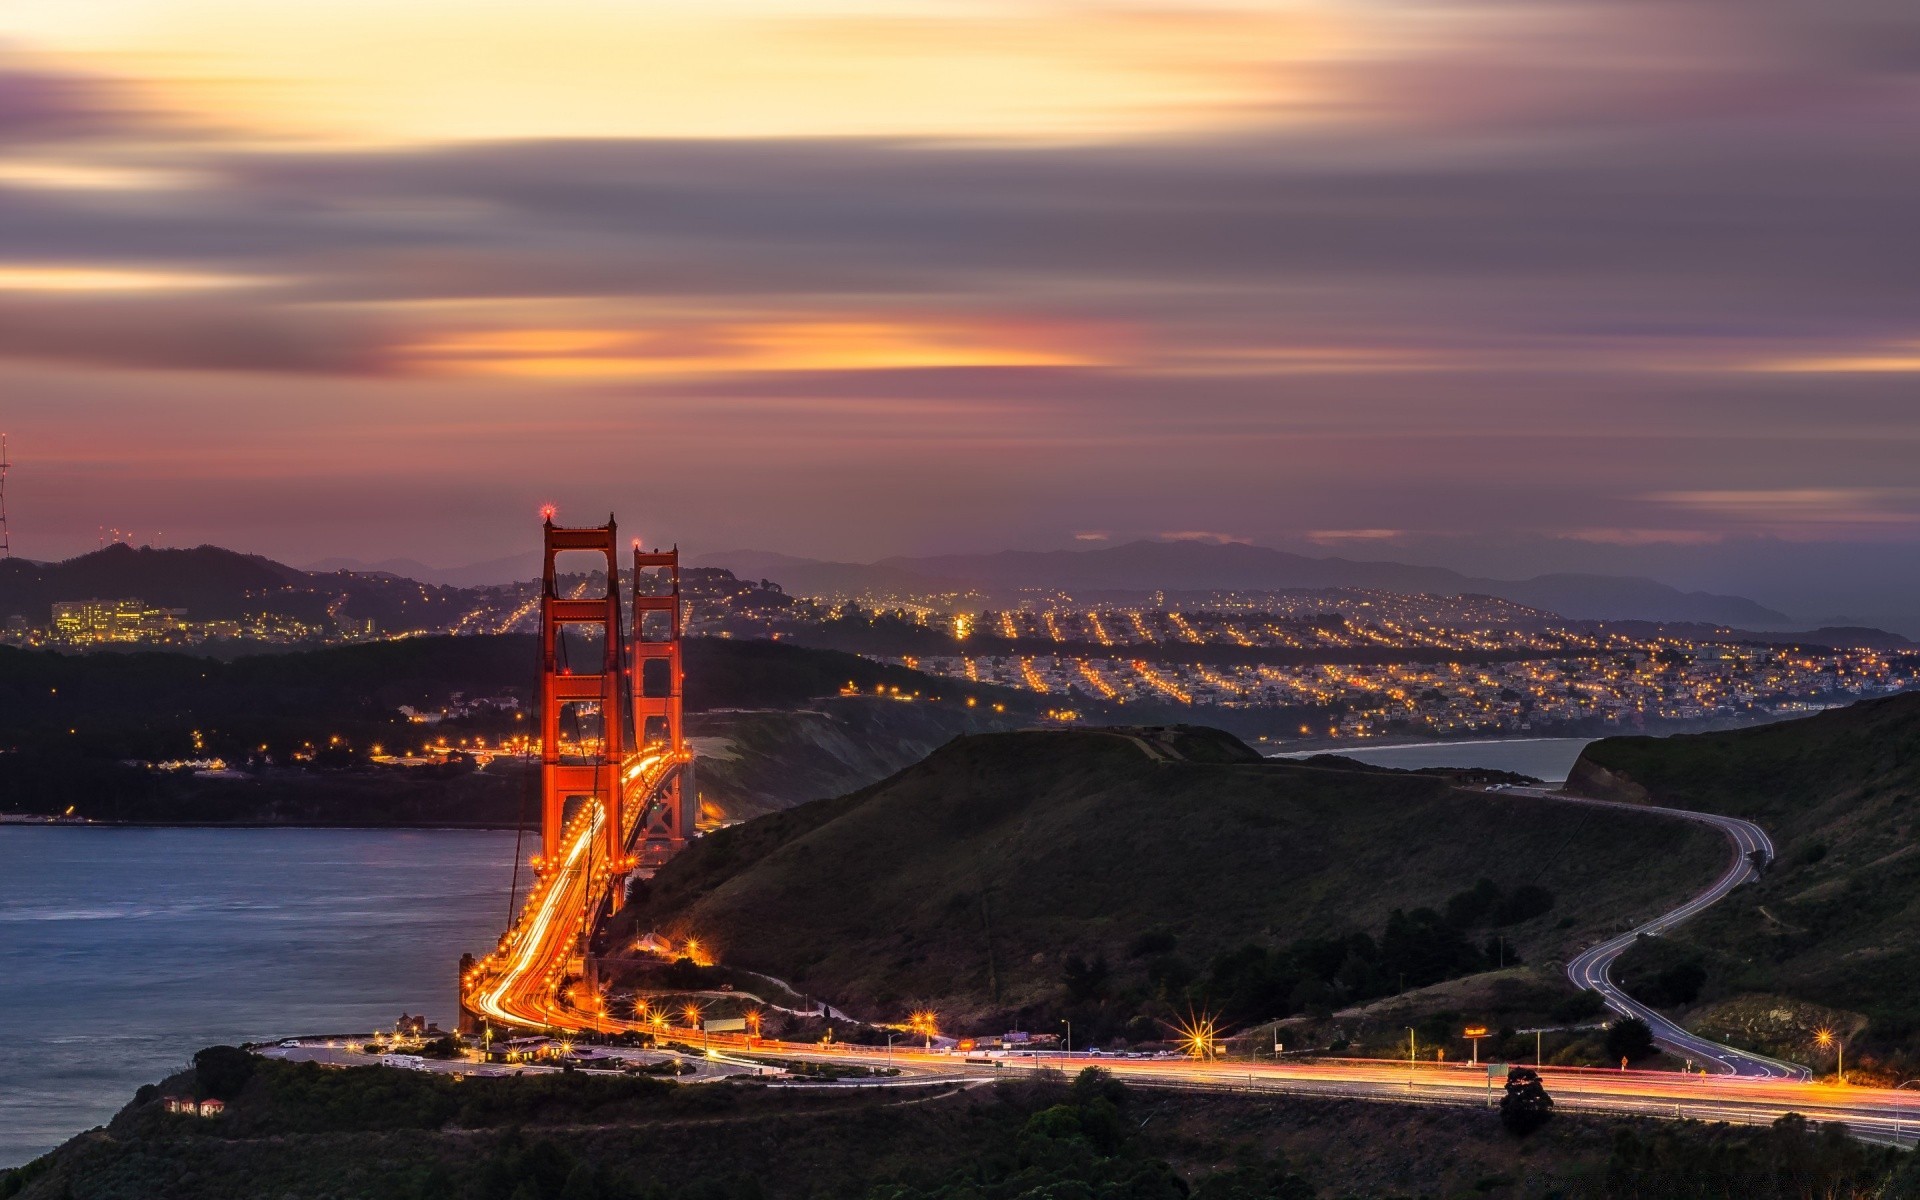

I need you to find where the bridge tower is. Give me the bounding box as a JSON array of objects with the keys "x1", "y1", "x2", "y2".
[
  {"x1": 536, "y1": 514, "x2": 629, "y2": 871},
  {"x1": 631, "y1": 541, "x2": 692, "y2": 864}
]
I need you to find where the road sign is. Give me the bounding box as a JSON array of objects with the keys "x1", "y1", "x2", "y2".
[
  {"x1": 1487, "y1": 1062, "x2": 1509, "y2": 1079},
  {"x1": 704, "y1": 1017, "x2": 747, "y2": 1032}
]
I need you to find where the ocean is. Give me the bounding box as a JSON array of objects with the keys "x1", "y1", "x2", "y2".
[
  {"x1": 0, "y1": 826, "x2": 521, "y2": 1167},
  {"x1": 1270, "y1": 736, "x2": 1596, "y2": 783}
]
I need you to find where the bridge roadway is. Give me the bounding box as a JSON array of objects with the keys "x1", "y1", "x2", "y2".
[
  {"x1": 467, "y1": 751, "x2": 675, "y2": 1031},
  {"x1": 1506, "y1": 786, "x2": 1808, "y2": 1080}
]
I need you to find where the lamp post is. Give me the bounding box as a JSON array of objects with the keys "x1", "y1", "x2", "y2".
[
  {"x1": 1407, "y1": 1028, "x2": 1416, "y2": 1093},
  {"x1": 1062, "y1": 1019, "x2": 1072, "y2": 1062},
  {"x1": 1816, "y1": 1029, "x2": 1844, "y2": 1084}
]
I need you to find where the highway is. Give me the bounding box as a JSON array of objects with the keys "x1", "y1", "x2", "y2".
[
  {"x1": 692, "y1": 1038, "x2": 1913, "y2": 1144},
  {"x1": 1507, "y1": 786, "x2": 1809, "y2": 1080},
  {"x1": 470, "y1": 751, "x2": 1906, "y2": 1139}
]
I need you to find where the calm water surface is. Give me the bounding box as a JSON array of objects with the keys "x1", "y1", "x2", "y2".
[
  {"x1": 0, "y1": 826, "x2": 521, "y2": 1167},
  {"x1": 1272, "y1": 736, "x2": 1595, "y2": 782}
]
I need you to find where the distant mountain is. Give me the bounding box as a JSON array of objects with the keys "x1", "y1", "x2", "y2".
[
  {"x1": 0, "y1": 544, "x2": 303, "y2": 621},
  {"x1": 303, "y1": 551, "x2": 542, "y2": 588},
  {"x1": 697, "y1": 540, "x2": 1795, "y2": 628},
  {"x1": 0, "y1": 544, "x2": 481, "y2": 631}
]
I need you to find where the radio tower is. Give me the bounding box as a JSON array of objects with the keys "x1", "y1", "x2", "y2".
[{"x1": 0, "y1": 433, "x2": 10, "y2": 560}]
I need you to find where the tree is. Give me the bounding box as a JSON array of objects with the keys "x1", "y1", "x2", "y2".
[
  {"x1": 1499, "y1": 1067, "x2": 1554, "y2": 1135},
  {"x1": 1605, "y1": 1016, "x2": 1656, "y2": 1063},
  {"x1": 192, "y1": 1045, "x2": 257, "y2": 1100}
]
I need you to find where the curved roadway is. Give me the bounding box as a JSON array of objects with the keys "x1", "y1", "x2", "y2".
[{"x1": 1509, "y1": 786, "x2": 1809, "y2": 1080}]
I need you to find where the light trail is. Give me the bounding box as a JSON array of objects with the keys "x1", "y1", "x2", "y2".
[{"x1": 465, "y1": 751, "x2": 676, "y2": 1031}]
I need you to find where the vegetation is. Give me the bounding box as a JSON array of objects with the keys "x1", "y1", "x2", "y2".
[
  {"x1": 1604, "y1": 1017, "x2": 1657, "y2": 1064},
  {"x1": 9, "y1": 1058, "x2": 1919, "y2": 1200},
  {"x1": 619, "y1": 727, "x2": 1725, "y2": 1030},
  {"x1": 1571, "y1": 691, "x2": 1920, "y2": 1076},
  {"x1": 1499, "y1": 1067, "x2": 1554, "y2": 1136}
]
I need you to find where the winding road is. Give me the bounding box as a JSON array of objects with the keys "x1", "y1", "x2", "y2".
[{"x1": 1509, "y1": 786, "x2": 1810, "y2": 1080}]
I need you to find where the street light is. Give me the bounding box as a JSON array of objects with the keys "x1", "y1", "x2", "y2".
[
  {"x1": 1062, "y1": 1019, "x2": 1072, "y2": 1062},
  {"x1": 1816, "y1": 1028, "x2": 1845, "y2": 1084}
]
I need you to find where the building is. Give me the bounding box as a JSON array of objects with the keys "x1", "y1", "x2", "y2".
[{"x1": 50, "y1": 597, "x2": 187, "y2": 643}]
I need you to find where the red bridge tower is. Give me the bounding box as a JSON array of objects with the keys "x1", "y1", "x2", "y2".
[
  {"x1": 536, "y1": 514, "x2": 630, "y2": 872},
  {"x1": 631, "y1": 541, "x2": 693, "y2": 865}
]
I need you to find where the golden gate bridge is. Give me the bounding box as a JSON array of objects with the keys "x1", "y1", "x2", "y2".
[{"x1": 460, "y1": 512, "x2": 692, "y2": 1034}]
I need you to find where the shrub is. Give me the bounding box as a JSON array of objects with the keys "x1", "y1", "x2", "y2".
[
  {"x1": 1604, "y1": 1017, "x2": 1656, "y2": 1063},
  {"x1": 1499, "y1": 1067, "x2": 1554, "y2": 1136}
]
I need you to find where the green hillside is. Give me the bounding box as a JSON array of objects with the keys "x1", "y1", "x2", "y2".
[
  {"x1": 1569, "y1": 691, "x2": 1920, "y2": 1071},
  {"x1": 620, "y1": 727, "x2": 1724, "y2": 1029}
]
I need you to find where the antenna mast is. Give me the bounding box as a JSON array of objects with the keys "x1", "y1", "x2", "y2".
[{"x1": 0, "y1": 433, "x2": 10, "y2": 559}]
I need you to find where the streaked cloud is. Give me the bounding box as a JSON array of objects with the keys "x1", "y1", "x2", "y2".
[
  {"x1": 1307, "y1": 529, "x2": 1405, "y2": 545},
  {"x1": 403, "y1": 317, "x2": 1108, "y2": 379},
  {"x1": 0, "y1": 0, "x2": 1916, "y2": 575},
  {"x1": 1158, "y1": 530, "x2": 1252, "y2": 545},
  {"x1": 1644, "y1": 489, "x2": 1920, "y2": 534},
  {"x1": 0, "y1": 265, "x2": 269, "y2": 291}
]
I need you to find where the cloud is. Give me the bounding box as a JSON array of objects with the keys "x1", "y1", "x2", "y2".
[
  {"x1": 1, "y1": 0, "x2": 1918, "y2": 568},
  {"x1": 0, "y1": 56, "x2": 180, "y2": 144},
  {"x1": 1564, "y1": 527, "x2": 1726, "y2": 546},
  {"x1": 1157, "y1": 530, "x2": 1251, "y2": 545},
  {"x1": 1307, "y1": 529, "x2": 1405, "y2": 545},
  {"x1": 1642, "y1": 488, "x2": 1920, "y2": 533}
]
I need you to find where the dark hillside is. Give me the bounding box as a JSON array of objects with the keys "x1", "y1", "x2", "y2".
[
  {"x1": 623, "y1": 728, "x2": 1723, "y2": 1023},
  {"x1": 0, "y1": 637, "x2": 1033, "y2": 824},
  {"x1": 1569, "y1": 692, "x2": 1920, "y2": 1066},
  {"x1": 13, "y1": 1057, "x2": 1913, "y2": 1200}
]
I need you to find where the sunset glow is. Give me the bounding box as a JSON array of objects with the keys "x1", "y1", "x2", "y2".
[{"x1": 1, "y1": 0, "x2": 1917, "y2": 629}]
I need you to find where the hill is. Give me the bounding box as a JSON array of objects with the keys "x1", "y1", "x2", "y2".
[
  {"x1": 0, "y1": 637, "x2": 1036, "y2": 825},
  {"x1": 697, "y1": 540, "x2": 1794, "y2": 627},
  {"x1": 1568, "y1": 691, "x2": 1920, "y2": 1072},
  {"x1": 619, "y1": 726, "x2": 1724, "y2": 1027}
]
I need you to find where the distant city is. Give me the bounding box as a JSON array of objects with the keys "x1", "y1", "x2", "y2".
[{"x1": 5, "y1": 544, "x2": 1913, "y2": 744}]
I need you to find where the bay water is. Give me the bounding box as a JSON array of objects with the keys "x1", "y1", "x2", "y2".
[{"x1": 0, "y1": 826, "x2": 521, "y2": 1167}]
